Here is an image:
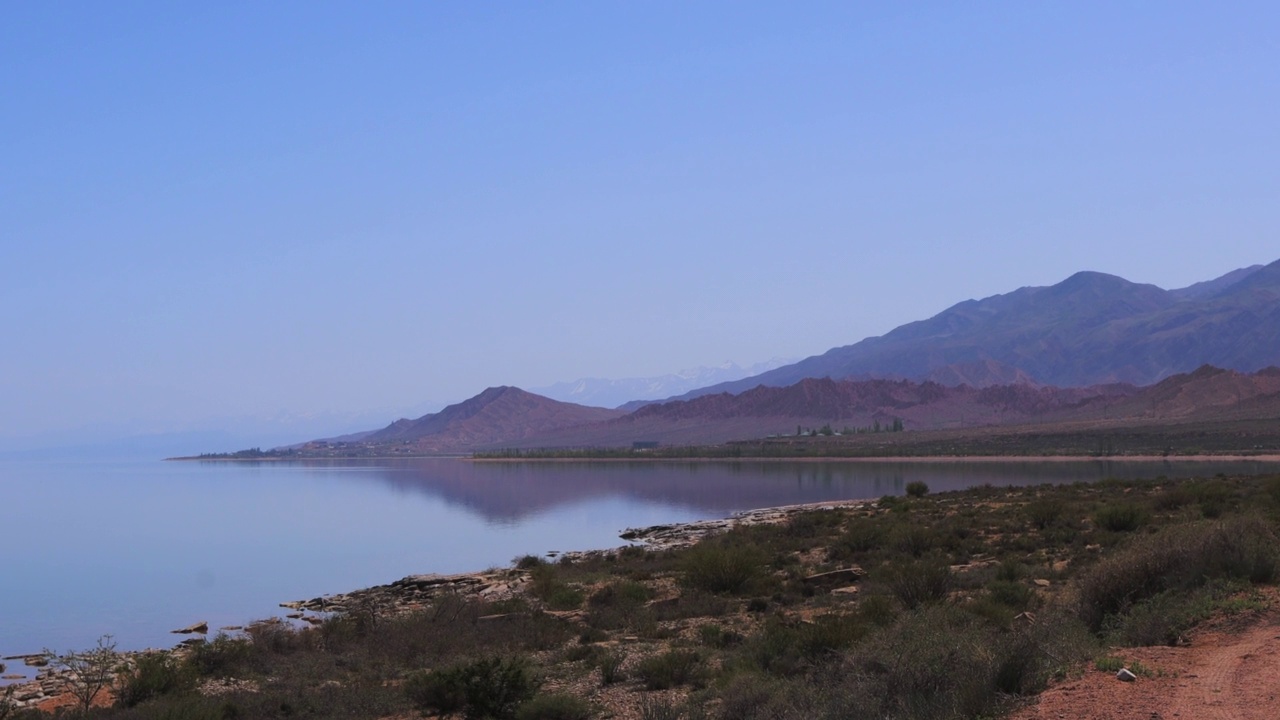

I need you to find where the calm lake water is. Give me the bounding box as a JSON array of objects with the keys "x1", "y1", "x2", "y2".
[{"x1": 3, "y1": 455, "x2": 1279, "y2": 669}]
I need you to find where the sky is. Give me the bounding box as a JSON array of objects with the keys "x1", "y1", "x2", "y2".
[{"x1": 2, "y1": 2, "x2": 1278, "y2": 449}]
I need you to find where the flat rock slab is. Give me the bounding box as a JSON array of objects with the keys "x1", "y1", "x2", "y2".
[{"x1": 803, "y1": 567, "x2": 864, "y2": 585}]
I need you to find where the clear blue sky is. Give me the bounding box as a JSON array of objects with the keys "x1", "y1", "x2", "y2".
[{"x1": 3, "y1": 2, "x2": 1278, "y2": 446}]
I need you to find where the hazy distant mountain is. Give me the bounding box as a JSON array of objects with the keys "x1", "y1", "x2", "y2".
[
  {"x1": 657, "y1": 260, "x2": 1279, "y2": 401},
  {"x1": 531, "y1": 358, "x2": 793, "y2": 409}
]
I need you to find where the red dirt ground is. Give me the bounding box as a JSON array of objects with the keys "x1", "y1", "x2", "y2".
[{"x1": 1010, "y1": 592, "x2": 1280, "y2": 720}]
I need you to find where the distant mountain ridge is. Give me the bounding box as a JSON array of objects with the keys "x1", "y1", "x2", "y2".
[
  {"x1": 654, "y1": 260, "x2": 1279, "y2": 402},
  {"x1": 530, "y1": 358, "x2": 793, "y2": 409},
  {"x1": 284, "y1": 365, "x2": 1280, "y2": 456},
  {"x1": 273, "y1": 258, "x2": 1280, "y2": 456}
]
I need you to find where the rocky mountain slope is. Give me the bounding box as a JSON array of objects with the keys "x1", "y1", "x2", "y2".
[{"x1": 657, "y1": 260, "x2": 1279, "y2": 402}]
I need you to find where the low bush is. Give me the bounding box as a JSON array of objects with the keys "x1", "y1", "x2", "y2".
[
  {"x1": 596, "y1": 650, "x2": 626, "y2": 686},
  {"x1": 1093, "y1": 503, "x2": 1149, "y2": 532},
  {"x1": 878, "y1": 559, "x2": 953, "y2": 609},
  {"x1": 635, "y1": 649, "x2": 706, "y2": 690},
  {"x1": 680, "y1": 541, "x2": 766, "y2": 595},
  {"x1": 986, "y1": 579, "x2": 1035, "y2": 610},
  {"x1": 404, "y1": 656, "x2": 539, "y2": 720},
  {"x1": 829, "y1": 518, "x2": 883, "y2": 559},
  {"x1": 115, "y1": 653, "x2": 193, "y2": 708},
  {"x1": 905, "y1": 481, "x2": 930, "y2": 498},
  {"x1": 1026, "y1": 498, "x2": 1067, "y2": 529},
  {"x1": 1075, "y1": 515, "x2": 1280, "y2": 632},
  {"x1": 529, "y1": 565, "x2": 584, "y2": 610},
  {"x1": 185, "y1": 634, "x2": 253, "y2": 678}
]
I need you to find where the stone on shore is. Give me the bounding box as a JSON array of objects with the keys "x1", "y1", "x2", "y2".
[{"x1": 171, "y1": 621, "x2": 209, "y2": 635}]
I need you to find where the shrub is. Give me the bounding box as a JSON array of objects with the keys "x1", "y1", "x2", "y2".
[
  {"x1": 635, "y1": 649, "x2": 706, "y2": 690},
  {"x1": 697, "y1": 624, "x2": 743, "y2": 649},
  {"x1": 986, "y1": 579, "x2": 1035, "y2": 610},
  {"x1": 405, "y1": 656, "x2": 539, "y2": 720},
  {"x1": 185, "y1": 633, "x2": 253, "y2": 678},
  {"x1": 529, "y1": 565, "x2": 584, "y2": 610},
  {"x1": 905, "y1": 481, "x2": 930, "y2": 498},
  {"x1": 1093, "y1": 503, "x2": 1148, "y2": 532},
  {"x1": 596, "y1": 650, "x2": 626, "y2": 686},
  {"x1": 516, "y1": 693, "x2": 593, "y2": 720},
  {"x1": 887, "y1": 524, "x2": 941, "y2": 557},
  {"x1": 680, "y1": 541, "x2": 766, "y2": 595},
  {"x1": 815, "y1": 605, "x2": 1092, "y2": 719},
  {"x1": 879, "y1": 559, "x2": 953, "y2": 609},
  {"x1": 829, "y1": 518, "x2": 883, "y2": 558},
  {"x1": 116, "y1": 652, "x2": 193, "y2": 708},
  {"x1": 515, "y1": 555, "x2": 547, "y2": 570},
  {"x1": 588, "y1": 580, "x2": 650, "y2": 608},
  {"x1": 1026, "y1": 498, "x2": 1066, "y2": 529},
  {"x1": 1075, "y1": 515, "x2": 1280, "y2": 632}
]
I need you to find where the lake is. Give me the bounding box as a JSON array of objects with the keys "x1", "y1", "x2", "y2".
[{"x1": 3, "y1": 455, "x2": 1278, "y2": 669}]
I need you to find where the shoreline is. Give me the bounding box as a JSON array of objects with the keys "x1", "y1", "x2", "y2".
[
  {"x1": 176, "y1": 453, "x2": 1280, "y2": 463},
  {"x1": 1, "y1": 497, "x2": 870, "y2": 710}
]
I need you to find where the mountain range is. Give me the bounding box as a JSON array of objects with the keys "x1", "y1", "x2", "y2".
[
  {"x1": 657, "y1": 260, "x2": 1279, "y2": 401},
  {"x1": 280, "y1": 259, "x2": 1280, "y2": 456}
]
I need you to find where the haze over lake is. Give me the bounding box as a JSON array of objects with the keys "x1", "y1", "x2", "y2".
[{"x1": 5, "y1": 456, "x2": 1280, "y2": 667}]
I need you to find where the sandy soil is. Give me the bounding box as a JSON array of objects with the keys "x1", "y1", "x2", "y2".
[{"x1": 1010, "y1": 591, "x2": 1280, "y2": 720}]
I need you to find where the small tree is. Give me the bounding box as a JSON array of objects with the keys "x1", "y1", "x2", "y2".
[{"x1": 45, "y1": 635, "x2": 123, "y2": 713}]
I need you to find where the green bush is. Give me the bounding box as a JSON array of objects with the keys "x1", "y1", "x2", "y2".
[
  {"x1": 1093, "y1": 503, "x2": 1149, "y2": 532},
  {"x1": 404, "y1": 656, "x2": 539, "y2": 720},
  {"x1": 596, "y1": 650, "x2": 626, "y2": 686},
  {"x1": 879, "y1": 559, "x2": 953, "y2": 609},
  {"x1": 680, "y1": 541, "x2": 766, "y2": 595},
  {"x1": 1026, "y1": 498, "x2": 1066, "y2": 529},
  {"x1": 830, "y1": 518, "x2": 883, "y2": 559},
  {"x1": 887, "y1": 524, "x2": 941, "y2": 557},
  {"x1": 905, "y1": 481, "x2": 930, "y2": 498},
  {"x1": 1075, "y1": 515, "x2": 1280, "y2": 632},
  {"x1": 635, "y1": 649, "x2": 706, "y2": 690},
  {"x1": 986, "y1": 579, "x2": 1035, "y2": 610},
  {"x1": 515, "y1": 693, "x2": 593, "y2": 720},
  {"x1": 116, "y1": 653, "x2": 193, "y2": 708},
  {"x1": 185, "y1": 634, "x2": 253, "y2": 678},
  {"x1": 529, "y1": 565, "x2": 584, "y2": 610}
]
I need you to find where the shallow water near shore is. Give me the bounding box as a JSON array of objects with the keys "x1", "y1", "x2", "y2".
[{"x1": 3, "y1": 455, "x2": 1278, "y2": 668}]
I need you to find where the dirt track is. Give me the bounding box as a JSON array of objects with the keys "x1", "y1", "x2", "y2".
[{"x1": 1011, "y1": 594, "x2": 1280, "y2": 720}]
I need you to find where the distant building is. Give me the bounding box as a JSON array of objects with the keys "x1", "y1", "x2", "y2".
[{"x1": 632, "y1": 441, "x2": 660, "y2": 450}]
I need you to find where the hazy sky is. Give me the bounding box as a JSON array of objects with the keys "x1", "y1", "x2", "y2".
[{"x1": 3, "y1": 2, "x2": 1278, "y2": 446}]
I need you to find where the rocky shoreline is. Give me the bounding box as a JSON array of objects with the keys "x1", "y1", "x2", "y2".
[{"x1": 1, "y1": 498, "x2": 871, "y2": 712}]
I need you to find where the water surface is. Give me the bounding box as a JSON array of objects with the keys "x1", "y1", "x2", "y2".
[{"x1": 2, "y1": 455, "x2": 1276, "y2": 665}]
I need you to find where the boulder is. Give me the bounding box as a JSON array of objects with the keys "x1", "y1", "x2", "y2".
[
  {"x1": 1116, "y1": 668, "x2": 1137, "y2": 682},
  {"x1": 171, "y1": 621, "x2": 209, "y2": 635}
]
